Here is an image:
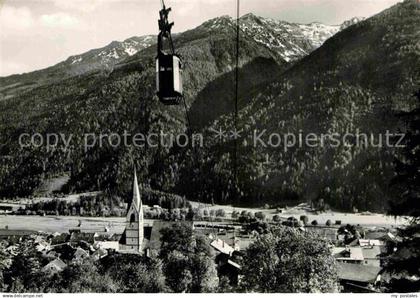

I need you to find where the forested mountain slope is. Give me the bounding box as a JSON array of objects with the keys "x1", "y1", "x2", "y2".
[
  {"x1": 0, "y1": 14, "x2": 284, "y2": 199},
  {"x1": 176, "y1": 0, "x2": 419, "y2": 211}
]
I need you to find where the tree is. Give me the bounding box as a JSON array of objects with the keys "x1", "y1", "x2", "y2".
[
  {"x1": 5, "y1": 243, "x2": 49, "y2": 292},
  {"x1": 240, "y1": 227, "x2": 338, "y2": 293},
  {"x1": 216, "y1": 209, "x2": 226, "y2": 217},
  {"x1": 160, "y1": 223, "x2": 195, "y2": 259},
  {"x1": 49, "y1": 259, "x2": 118, "y2": 293},
  {"x1": 245, "y1": 221, "x2": 269, "y2": 235},
  {"x1": 255, "y1": 212, "x2": 266, "y2": 221},
  {"x1": 300, "y1": 215, "x2": 309, "y2": 225},
  {"x1": 159, "y1": 223, "x2": 218, "y2": 293},
  {"x1": 311, "y1": 220, "x2": 318, "y2": 226},
  {"x1": 218, "y1": 276, "x2": 234, "y2": 293},
  {"x1": 0, "y1": 242, "x2": 10, "y2": 291},
  {"x1": 164, "y1": 251, "x2": 193, "y2": 292},
  {"x1": 231, "y1": 210, "x2": 239, "y2": 219},
  {"x1": 100, "y1": 254, "x2": 166, "y2": 293},
  {"x1": 389, "y1": 90, "x2": 420, "y2": 218},
  {"x1": 284, "y1": 217, "x2": 298, "y2": 227},
  {"x1": 272, "y1": 215, "x2": 281, "y2": 222},
  {"x1": 384, "y1": 90, "x2": 420, "y2": 292},
  {"x1": 326, "y1": 219, "x2": 332, "y2": 226},
  {"x1": 189, "y1": 248, "x2": 218, "y2": 293}
]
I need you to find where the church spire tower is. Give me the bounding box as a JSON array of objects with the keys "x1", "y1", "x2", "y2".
[{"x1": 123, "y1": 168, "x2": 144, "y2": 252}]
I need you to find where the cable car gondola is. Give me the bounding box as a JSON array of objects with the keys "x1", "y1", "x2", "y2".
[{"x1": 156, "y1": 0, "x2": 183, "y2": 105}]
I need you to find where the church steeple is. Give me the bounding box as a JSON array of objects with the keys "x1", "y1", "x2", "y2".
[
  {"x1": 132, "y1": 168, "x2": 142, "y2": 211},
  {"x1": 119, "y1": 167, "x2": 144, "y2": 253}
]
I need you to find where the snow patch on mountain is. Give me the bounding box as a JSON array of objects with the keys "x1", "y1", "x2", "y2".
[
  {"x1": 340, "y1": 17, "x2": 365, "y2": 30},
  {"x1": 70, "y1": 57, "x2": 83, "y2": 65},
  {"x1": 62, "y1": 35, "x2": 156, "y2": 70},
  {"x1": 238, "y1": 14, "x2": 340, "y2": 61},
  {"x1": 201, "y1": 13, "x2": 362, "y2": 62},
  {"x1": 200, "y1": 14, "x2": 339, "y2": 62}
]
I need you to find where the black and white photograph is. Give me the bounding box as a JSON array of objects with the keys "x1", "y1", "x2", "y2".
[{"x1": 0, "y1": 0, "x2": 419, "y2": 295}]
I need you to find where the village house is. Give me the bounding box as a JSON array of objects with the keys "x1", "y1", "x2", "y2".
[
  {"x1": 92, "y1": 248, "x2": 108, "y2": 260},
  {"x1": 35, "y1": 239, "x2": 50, "y2": 252},
  {"x1": 42, "y1": 258, "x2": 67, "y2": 275},
  {"x1": 95, "y1": 240, "x2": 120, "y2": 251},
  {"x1": 42, "y1": 249, "x2": 59, "y2": 259},
  {"x1": 211, "y1": 239, "x2": 236, "y2": 255},
  {"x1": 33, "y1": 235, "x2": 51, "y2": 252},
  {"x1": 215, "y1": 252, "x2": 242, "y2": 286},
  {"x1": 72, "y1": 247, "x2": 89, "y2": 263},
  {"x1": 337, "y1": 262, "x2": 381, "y2": 293},
  {"x1": 332, "y1": 247, "x2": 364, "y2": 264},
  {"x1": 49, "y1": 232, "x2": 69, "y2": 246},
  {"x1": 69, "y1": 230, "x2": 97, "y2": 247},
  {"x1": 361, "y1": 245, "x2": 382, "y2": 267},
  {"x1": 359, "y1": 239, "x2": 382, "y2": 247}
]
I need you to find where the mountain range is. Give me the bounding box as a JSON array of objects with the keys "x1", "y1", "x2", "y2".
[
  {"x1": 0, "y1": 14, "x2": 359, "y2": 100},
  {"x1": 0, "y1": 0, "x2": 418, "y2": 213}
]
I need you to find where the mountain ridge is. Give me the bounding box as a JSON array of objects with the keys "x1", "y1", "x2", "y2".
[{"x1": 1, "y1": 14, "x2": 359, "y2": 100}]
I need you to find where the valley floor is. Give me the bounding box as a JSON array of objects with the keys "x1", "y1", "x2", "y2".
[
  {"x1": 0, "y1": 202, "x2": 408, "y2": 234},
  {"x1": 190, "y1": 201, "x2": 408, "y2": 227}
]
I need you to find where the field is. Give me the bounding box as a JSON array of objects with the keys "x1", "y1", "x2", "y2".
[
  {"x1": 0, "y1": 201, "x2": 409, "y2": 235},
  {"x1": 189, "y1": 201, "x2": 409, "y2": 227},
  {"x1": 0, "y1": 191, "x2": 101, "y2": 206},
  {"x1": 0, "y1": 215, "x2": 145, "y2": 234}
]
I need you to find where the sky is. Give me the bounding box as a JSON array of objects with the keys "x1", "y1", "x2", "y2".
[{"x1": 0, "y1": 0, "x2": 401, "y2": 76}]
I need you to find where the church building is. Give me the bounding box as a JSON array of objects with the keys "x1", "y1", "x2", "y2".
[
  {"x1": 119, "y1": 169, "x2": 144, "y2": 253},
  {"x1": 118, "y1": 168, "x2": 193, "y2": 256}
]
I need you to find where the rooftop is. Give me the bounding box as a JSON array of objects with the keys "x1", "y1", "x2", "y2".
[
  {"x1": 359, "y1": 239, "x2": 382, "y2": 246},
  {"x1": 338, "y1": 263, "x2": 381, "y2": 283},
  {"x1": 333, "y1": 247, "x2": 364, "y2": 261},
  {"x1": 211, "y1": 239, "x2": 235, "y2": 255},
  {"x1": 43, "y1": 258, "x2": 67, "y2": 272},
  {"x1": 362, "y1": 246, "x2": 381, "y2": 259}
]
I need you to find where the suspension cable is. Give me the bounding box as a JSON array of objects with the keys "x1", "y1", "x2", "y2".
[
  {"x1": 233, "y1": 0, "x2": 240, "y2": 204},
  {"x1": 157, "y1": 0, "x2": 214, "y2": 229}
]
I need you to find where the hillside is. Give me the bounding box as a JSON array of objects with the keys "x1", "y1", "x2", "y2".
[
  {"x1": 0, "y1": 13, "x2": 283, "y2": 199},
  {"x1": 178, "y1": 0, "x2": 419, "y2": 211},
  {"x1": 0, "y1": 1, "x2": 418, "y2": 213}
]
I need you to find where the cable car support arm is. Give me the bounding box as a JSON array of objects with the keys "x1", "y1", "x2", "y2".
[{"x1": 158, "y1": 0, "x2": 175, "y2": 56}]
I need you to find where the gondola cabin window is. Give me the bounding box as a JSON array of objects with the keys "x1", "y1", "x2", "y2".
[{"x1": 173, "y1": 55, "x2": 182, "y2": 93}]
